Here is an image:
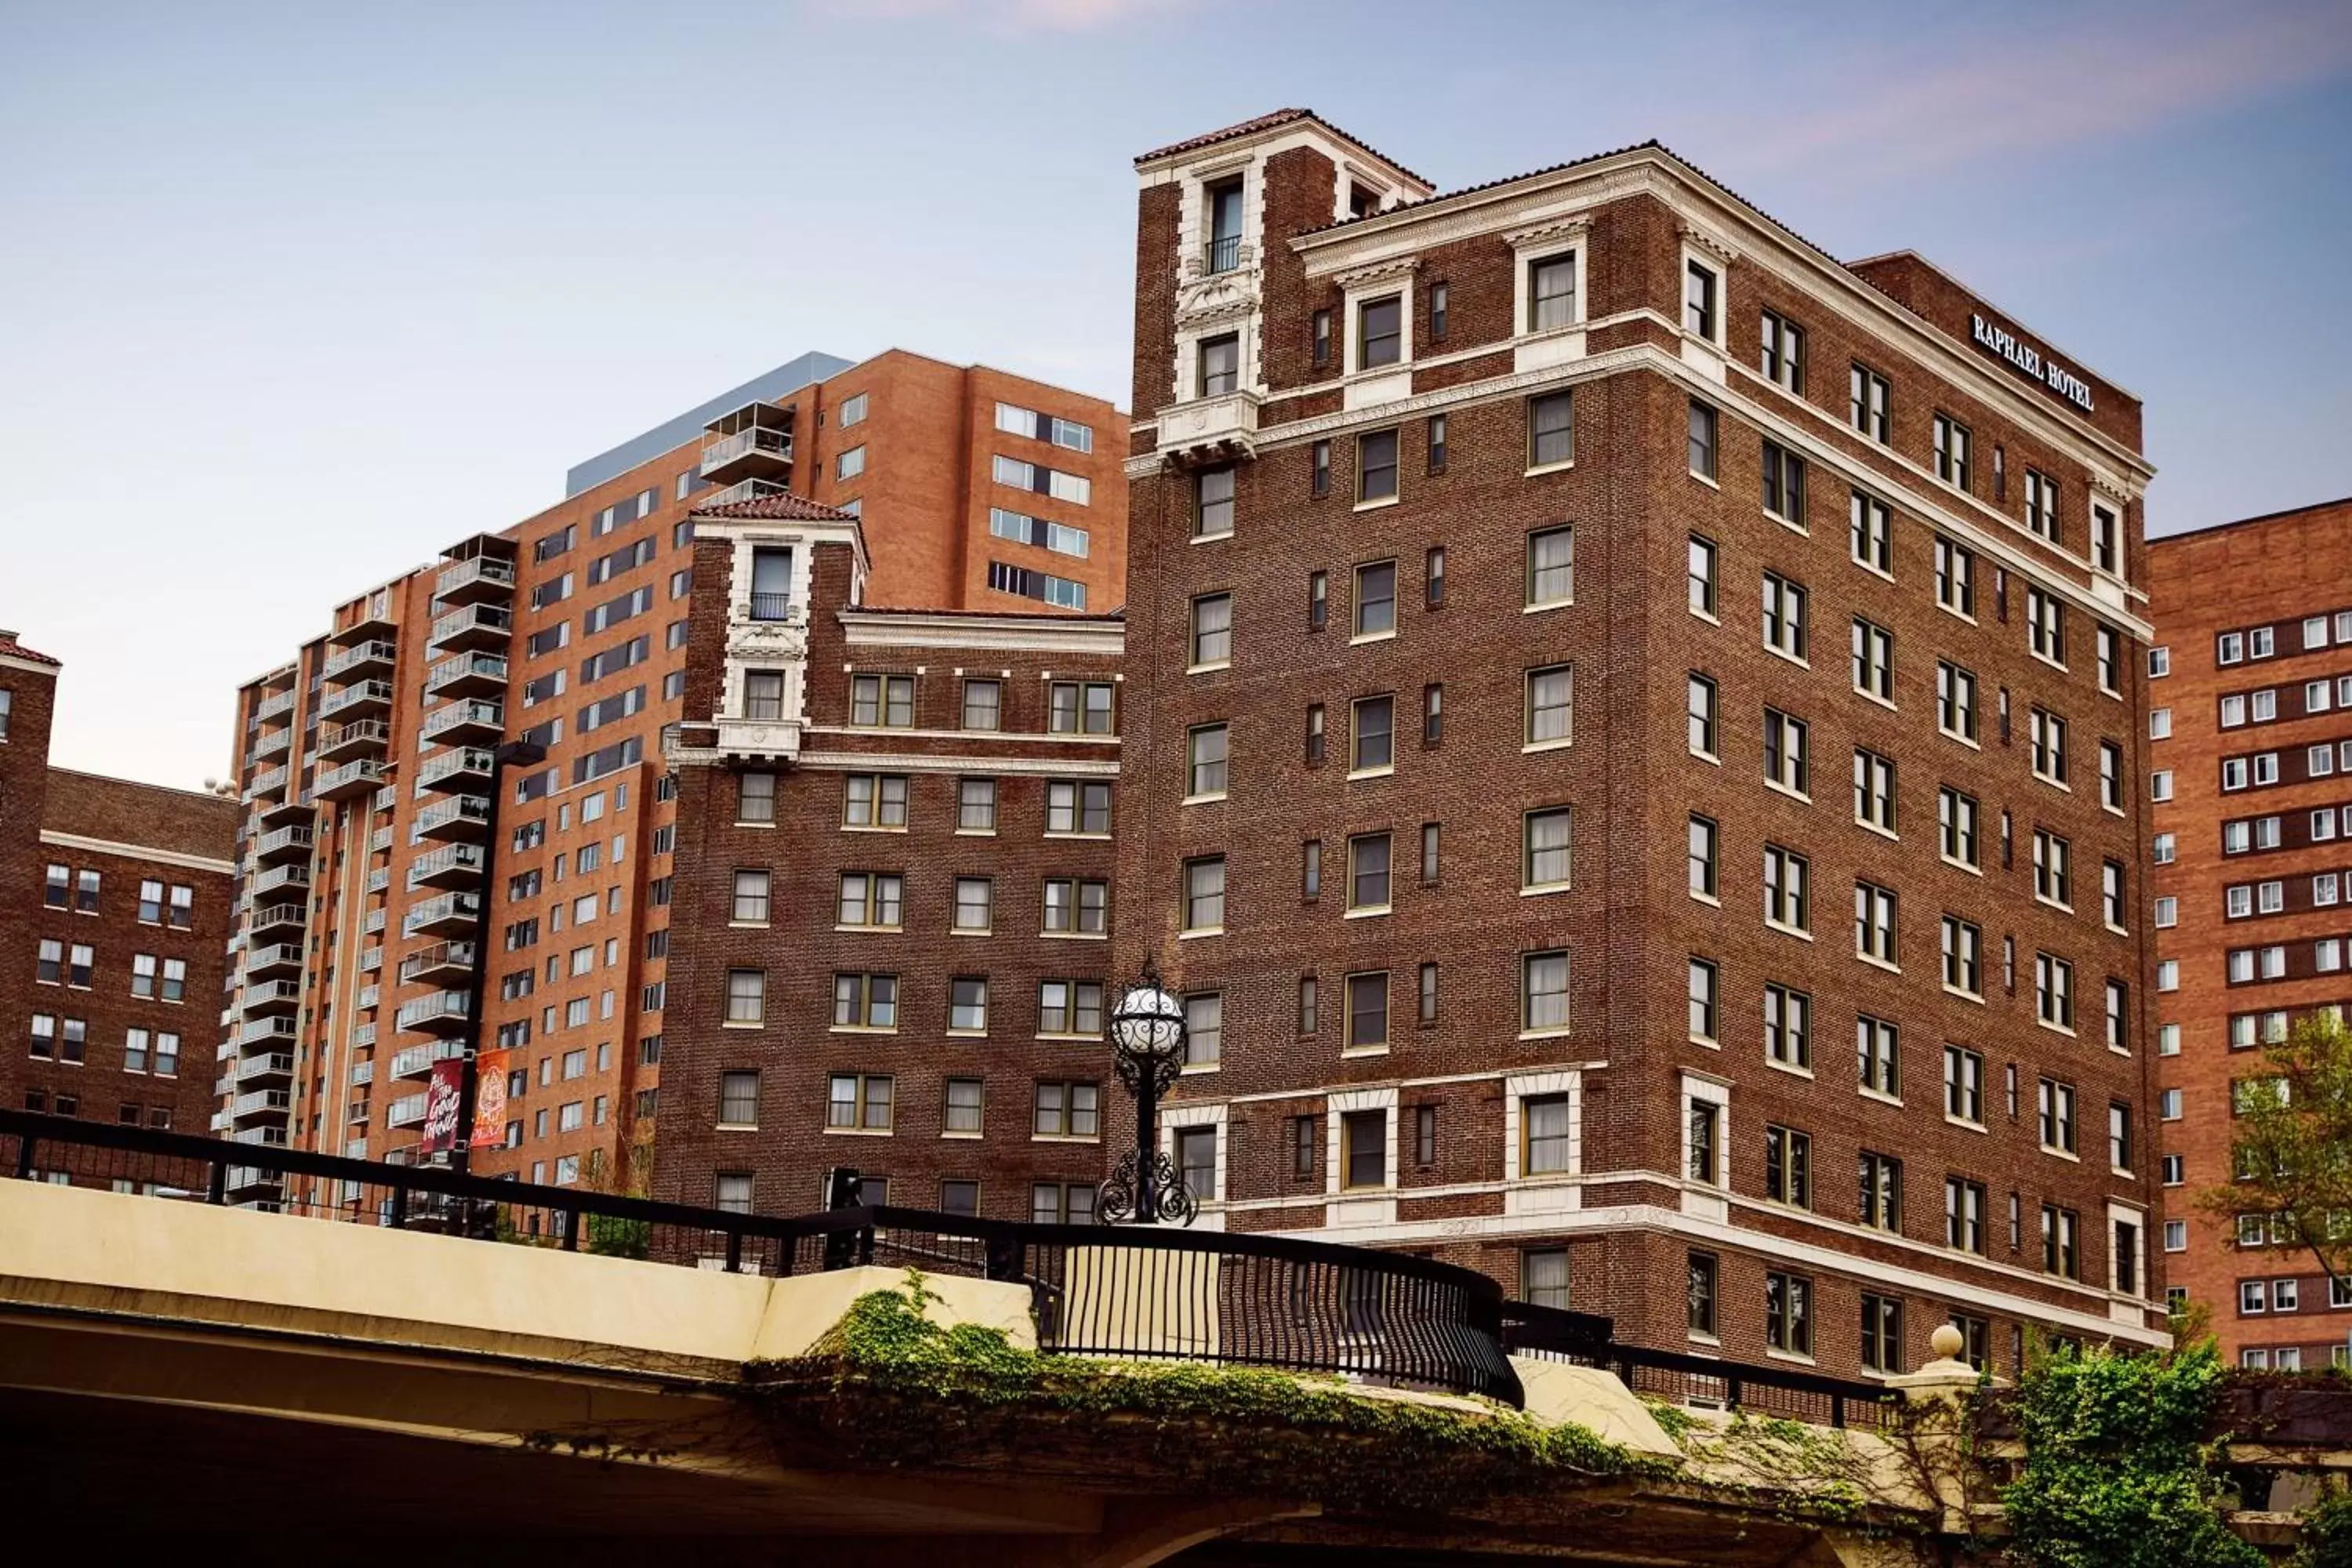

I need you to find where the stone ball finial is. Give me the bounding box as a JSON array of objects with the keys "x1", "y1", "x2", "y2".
[{"x1": 1930, "y1": 1323, "x2": 1965, "y2": 1361}]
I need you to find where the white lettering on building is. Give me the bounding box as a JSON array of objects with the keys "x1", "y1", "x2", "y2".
[{"x1": 1971, "y1": 314, "x2": 2094, "y2": 414}]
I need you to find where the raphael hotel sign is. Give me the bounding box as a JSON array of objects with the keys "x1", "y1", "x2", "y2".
[{"x1": 1971, "y1": 314, "x2": 2094, "y2": 414}]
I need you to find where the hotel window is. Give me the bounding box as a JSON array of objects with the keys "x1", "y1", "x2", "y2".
[
  {"x1": 1688, "y1": 533, "x2": 1718, "y2": 616},
  {"x1": 1358, "y1": 295, "x2": 1401, "y2": 369},
  {"x1": 1194, "y1": 466, "x2": 1235, "y2": 538},
  {"x1": 1933, "y1": 413, "x2": 1972, "y2": 490},
  {"x1": 948, "y1": 977, "x2": 989, "y2": 1033},
  {"x1": 1762, "y1": 572, "x2": 1807, "y2": 659},
  {"x1": 1687, "y1": 1098, "x2": 1722, "y2": 1186},
  {"x1": 1523, "y1": 1093, "x2": 1573, "y2": 1174},
  {"x1": 1185, "y1": 723, "x2": 1229, "y2": 800},
  {"x1": 1358, "y1": 430, "x2": 1399, "y2": 503},
  {"x1": 43, "y1": 864, "x2": 69, "y2": 909},
  {"x1": 2103, "y1": 860, "x2": 2127, "y2": 929},
  {"x1": 1944, "y1": 1044, "x2": 1985, "y2": 1123},
  {"x1": 953, "y1": 878, "x2": 993, "y2": 935},
  {"x1": 1189, "y1": 592, "x2": 1232, "y2": 669},
  {"x1": 1688, "y1": 400, "x2": 1718, "y2": 479},
  {"x1": 717, "y1": 1070, "x2": 760, "y2": 1127},
  {"x1": 1766, "y1": 1125, "x2": 1812, "y2": 1209},
  {"x1": 1939, "y1": 787, "x2": 1980, "y2": 866},
  {"x1": 2030, "y1": 708, "x2": 2068, "y2": 784},
  {"x1": 1850, "y1": 363, "x2": 1890, "y2": 442},
  {"x1": 2024, "y1": 470, "x2": 2060, "y2": 544},
  {"x1": 742, "y1": 670, "x2": 786, "y2": 721},
  {"x1": 1429, "y1": 282, "x2": 1450, "y2": 340},
  {"x1": 2032, "y1": 829, "x2": 2072, "y2": 907},
  {"x1": 1859, "y1": 1153, "x2": 1903, "y2": 1234},
  {"x1": 1689, "y1": 957, "x2": 1719, "y2": 1042},
  {"x1": 1418, "y1": 961, "x2": 1439, "y2": 1023},
  {"x1": 2097, "y1": 740, "x2": 2126, "y2": 811},
  {"x1": 1347, "y1": 972, "x2": 1389, "y2": 1052},
  {"x1": 2027, "y1": 588, "x2": 2066, "y2": 666},
  {"x1": 833, "y1": 445, "x2": 866, "y2": 483},
  {"x1": 1529, "y1": 253, "x2": 1576, "y2": 330},
  {"x1": 1421, "y1": 683, "x2": 1443, "y2": 746},
  {"x1": 1427, "y1": 413, "x2": 1448, "y2": 472},
  {"x1": 1182, "y1": 857, "x2": 1225, "y2": 933},
  {"x1": 2037, "y1": 1078, "x2": 2077, "y2": 1153},
  {"x1": 1854, "y1": 748, "x2": 1896, "y2": 833},
  {"x1": 1688, "y1": 673, "x2": 1719, "y2": 757},
  {"x1": 1858, "y1": 1014, "x2": 1900, "y2": 1097},
  {"x1": 2092, "y1": 501, "x2": 2122, "y2": 574},
  {"x1": 960, "y1": 678, "x2": 1002, "y2": 732},
  {"x1": 1198, "y1": 333, "x2": 1239, "y2": 397},
  {"x1": 849, "y1": 673, "x2": 915, "y2": 728},
  {"x1": 837, "y1": 873, "x2": 904, "y2": 930},
  {"x1": 1347, "y1": 833, "x2": 1393, "y2": 913},
  {"x1": 1522, "y1": 1249, "x2": 1569, "y2": 1309},
  {"x1": 1682, "y1": 258, "x2": 1719, "y2": 340},
  {"x1": 844, "y1": 772, "x2": 909, "y2": 829},
  {"x1": 1204, "y1": 176, "x2": 1243, "y2": 270},
  {"x1": 1523, "y1": 950, "x2": 1570, "y2": 1034},
  {"x1": 1764, "y1": 708, "x2": 1809, "y2": 795},
  {"x1": 130, "y1": 953, "x2": 156, "y2": 997},
  {"x1": 1048, "y1": 681, "x2": 1115, "y2": 735},
  {"x1": 1297, "y1": 977, "x2": 1319, "y2": 1036},
  {"x1": 1852, "y1": 618, "x2": 1895, "y2": 702},
  {"x1": 1855, "y1": 881, "x2": 1898, "y2": 965},
  {"x1": 956, "y1": 778, "x2": 996, "y2": 833},
  {"x1": 1309, "y1": 438, "x2": 1330, "y2": 497},
  {"x1": 1850, "y1": 491, "x2": 1892, "y2": 574},
  {"x1": 2219, "y1": 630, "x2": 2245, "y2": 664},
  {"x1": 1934, "y1": 536, "x2": 1976, "y2": 617},
  {"x1": 1688, "y1": 815, "x2": 1719, "y2": 900},
  {"x1": 724, "y1": 969, "x2": 765, "y2": 1025},
  {"x1": 1526, "y1": 525, "x2": 1574, "y2": 608},
  {"x1": 1937, "y1": 662, "x2": 1978, "y2": 742},
  {"x1": 1045, "y1": 780, "x2": 1112, "y2": 834},
  {"x1": 945, "y1": 1075, "x2": 989, "y2": 1134},
  {"x1": 830, "y1": 974, "x2": 897, "y2": 1030},
  {"x1": 1760, "y1": 309, "x2": 1805, "y2": 390},
  {"x1": 1765, "y1": 982, "x2": 1811, "y2": 1069},
  {"x1": 1521, "y1": 807, "x2": 1572, "y2": 893},
  {"x1": 989, "y1": 560, "x2": 1086, "y2": 608},
  {"x1": 825, "y1": 1075, "x2": 894, "y2": 1133},
  {"x1": 1342, "y1": 1110, "x2": 1387, "y2": 1189},
  {"x1": 1425, "y1": 546, "x2": 1446, "y2": 608},
  {"x1": 1031, "y1": 1082, "x2": 1102, "y2": 1141},
  {"x1": 2110, "y1": 1102, "x2": 2133, "y2": 1172},
  {"x1": 1528, "y1": 392, "x2": 1573, "y2": 468},
  {"x1": 2036, "y1": 952, "x2": 2075, "y2": 1029},
  {"x1": 1760, "y1": 440, "x2": 1806, "y2": 528},
  {"x1": 2096, "y1": 625, "x2": 2122, "y2": 695},
  {"x1": 1310, "y1": 308, "x2": 1330, "y2": 367},
  {"x1": 1763, "y1": 844, "x2": 1809, "y2": 934},
  {"x1": 1947, "y1": 1178, "x2": 1987, "y2": 1254},
  {"x1": 1525, "y1": 665, "x2": 1573, "y2": 747},
  {"x1": 1350, "y1": 695, "x2": 1395, "y2": 775},
  {"x1": 731, "y1": 870, "x2": 771, "y2": 924},
  {"x1": 1352, "y1": 561, "x2": 1396, "y2": 639},
  {"x1": 2042, "y1": 1205, "x2": 2080, "y2": 1279},
  {"x1": 1688, "y1": 1253, "x2": 1719, "y2": 1338},
  {"x1": 1040, "y1": 877, "x2": 1109, "y2": 937}
]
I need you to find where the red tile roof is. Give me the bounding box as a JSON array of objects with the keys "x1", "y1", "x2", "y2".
[
  {"x1": 1135, "y1": 109, "x2": 1431, "y2": 189},
  {"x1": 0, "y1": 630, "x2": 60, "y2": 666},
  {"x1": 691, "y1": 492, "x2": 860, "y2": 523}
]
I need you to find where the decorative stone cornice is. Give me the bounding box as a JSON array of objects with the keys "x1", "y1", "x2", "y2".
[
  {"x1": 1679, "y1": 222, "x2": 1738, "y2": 267},
  {"x1": 1502, "y1": 216, "x2": 1592, "y2": 252},
  {"x1": 1330, "y1": 254, "x2": 1419, "y2": 292}
]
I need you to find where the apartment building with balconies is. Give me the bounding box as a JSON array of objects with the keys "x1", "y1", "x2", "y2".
[
  {"x1": 217, "y1": 350, "x2": 1125, "y2": 1205},
  {"x1": 1116, "y1": 111, "x2": 2161, "y2": 1381}
]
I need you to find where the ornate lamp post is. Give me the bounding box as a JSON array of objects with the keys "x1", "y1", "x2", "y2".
[{"x1": 1099, "y1": 960, "x2": 1196, "y2": 1225}]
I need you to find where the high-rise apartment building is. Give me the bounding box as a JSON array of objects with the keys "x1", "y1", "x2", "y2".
[
  {"x1": 652, "y1": 493, "x2": 1124, "y2": 1219},
  {"x1": 216, "y1": 351, "x2": 1122, "y2": 1205},
  {"x1": 2148, "y1": 497, "x2": 2352, "y2": 1370},
  {"x1": 1, "y1": 631, "x2": 238, "y2": 1140},
  {"x1": 1116, "y1": 111, "x2": 2163, "y2": 1377}
]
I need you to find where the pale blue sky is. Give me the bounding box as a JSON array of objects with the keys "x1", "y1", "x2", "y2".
[{"x1": 5, "y1": 0, "x2": 2348, "y2": 787}]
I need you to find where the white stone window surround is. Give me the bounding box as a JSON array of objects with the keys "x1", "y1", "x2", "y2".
[
  {"x1": 1161, "y1": 1098, "x2": 1229, "y2": 1208},
  {"x1": 1337, "y1": 256, "x2": 1419, "y2": 412},
  {"x1": 1507, "y1": 217, "x2": 1592, "y2": 374},
  {"x1": 710, "y1": 521, "x2": 865, "y2": 759},
  {"x1": 1324, "y1": 1084, "x2": 1399, "y2": 1196},
  {"x1": 1170, "y1": 151, "x2": 1266, "y2": 408},
  {"x1": 2107, "y1": 1199, "x2": 2149, "y2": 1306},
  {"x1": 1678, "y1": 226, "x2": 1737, "y2": 382},
  {"x1": 1502, "y1": 1069, "x2": 1582, "y2": 1217}
]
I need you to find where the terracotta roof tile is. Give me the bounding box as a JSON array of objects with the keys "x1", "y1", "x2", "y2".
[
  {"x1": 0, "y1": 630, "x2": 60, "y2": 666},
  {"x1": 690, "y1": 492, "x2": 860, "y2": 523},
  {"x1": 1135, "y1": 109, "x2": 1431, "y2": 189}
]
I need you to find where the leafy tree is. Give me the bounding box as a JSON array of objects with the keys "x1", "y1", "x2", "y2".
[{"x1": 2199, "y1": 1012, "x2": 2352, "y2": 1298}]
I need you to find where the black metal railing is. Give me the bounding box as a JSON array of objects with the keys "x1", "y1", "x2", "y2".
[
  {"x1": 0, "y1": 1110, "x2": 1518, "y2": 1404},
  {"x1": 747, "y1": 591, "x2": 793, "y2": 622},
  {"x1": 1203, "y1": 234, "x2": 1241, "y2": 274},
  {"x1": 1504, "y1": 1300, "x2": 1898, "y2": 1430}
]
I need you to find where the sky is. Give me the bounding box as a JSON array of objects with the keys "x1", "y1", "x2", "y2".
[{"x1": 4, "y1": 0, "x2": 2350, "y2": 789}]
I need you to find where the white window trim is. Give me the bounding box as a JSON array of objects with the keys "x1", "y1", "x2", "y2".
[
  {"x1": 1161, "y1": 1100, "x2": 1229, "y2": 1206},
  {"x1": 1325, "y1": 1087, "x2": 1399, "y2": 1198},
  {"x1": 1503, "y1": 1069, "x2": 1583, "y2": 1183}
]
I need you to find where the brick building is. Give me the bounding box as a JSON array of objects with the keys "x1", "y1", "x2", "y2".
[
  {"x1": 1, "y1": 630, "x2": 238, "y2": 1141},
  {"x1": 652, "y1": 493, "x2": 1123, "y2": 1218},
  {"x1": 216, "y1": 350, "x2": 1122, "y2": 1204},
  {"x1": 1115, "y1": 111, "x2": 2164, "y2": 1377},
  {"x1": 2148, "y1": 497, "x2": 2352, "y2": 1369}
]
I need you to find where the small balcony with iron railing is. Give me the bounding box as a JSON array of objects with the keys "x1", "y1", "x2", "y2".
[
  {"x1": 427, "y1": 604, "x2": 511, "y2": 654},
  {"x1": 399, "y1": 941, "x2": 474, "y2": 986},
  {"x1": 416, "y1": 746, "x2": 495, "y2": 794},
  {"x1": 247, "y1": 902, "x2": 307, "y2": 938},
  {"x1": 239, "y1": 978, "x2": 303, "y2": 1017},
  {"x1": 425, "y1": 652, "x2": 507, "y2": 699},
  {"x1": 1202, "y1": 232, "x2": 1247, "y2": 275},
  {"x1": 252, "y1": 823, "x2": 314, "y2": 867},
  {"x1": 237, "y1": 1014, "x2": 299, "y2": 1051},
  {"x1": 250, "y1": 862, "x2": 311, "y2": 900},
  {"x1": 700, "y1": 401, "x2": 796, "y2": 486},
  {"x1": 432, "y1": 554, "x2": 517, "y2": 608},
  {"x1": 318, "y1": 718, "x2": 390, "y2": 764},
  {"x1": 401, "y1": 890, "x2": 480, "y2": 939},
  {"x1": 420, "y1": 699, "x2": 504, "y2": 747},
  {"x1": 316, "y1": 757, "x2": 387, "y2": 802},
  {"x1": 405, "y1": 841, "x2": 484, "y2": 891},
  {"x1": 233, "y1": 1051, "x2": 295, "y2": 1087},
  {"x1": 319, "y1": 678, "x2": 395, "y2": 722},
  {"x1": 322, "y1": 638, "x2": 398, "y2": 683},
  {"x1": 230, "y1": 1087, "x2": 292, "y2": 1125},
  {"x1": 394, "y1": 990, "x2": 471, "y2": 1038},
  {"x1": 245, "y1": 940, "x2": 304, "y2": 980},
  {"x1": 412, "y1": 793, "x2": 490, "y2": 842},
  {"x1": 702, "y1": 477, "x2": 789, "y2": 510}
]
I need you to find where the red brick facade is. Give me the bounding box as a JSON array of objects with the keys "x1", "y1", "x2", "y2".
[
  {"x1": 2150, "y1": 497, "x2": 2352, "y2": 1369},
  {"x1": 1115, "y1": 113, "x2": 2162, "y2": 1377},
  {"x1": 1, "y1": 635, "x2": 238, "y2": 1142}
]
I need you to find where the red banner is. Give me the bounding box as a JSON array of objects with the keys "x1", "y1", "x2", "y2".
[
  {"x1": 471, "y1": 1049, "x2": 510, "y2": 1149},
  {"x1": 419, "y1": 1058, "x2": 465, "y2": 1156}
]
